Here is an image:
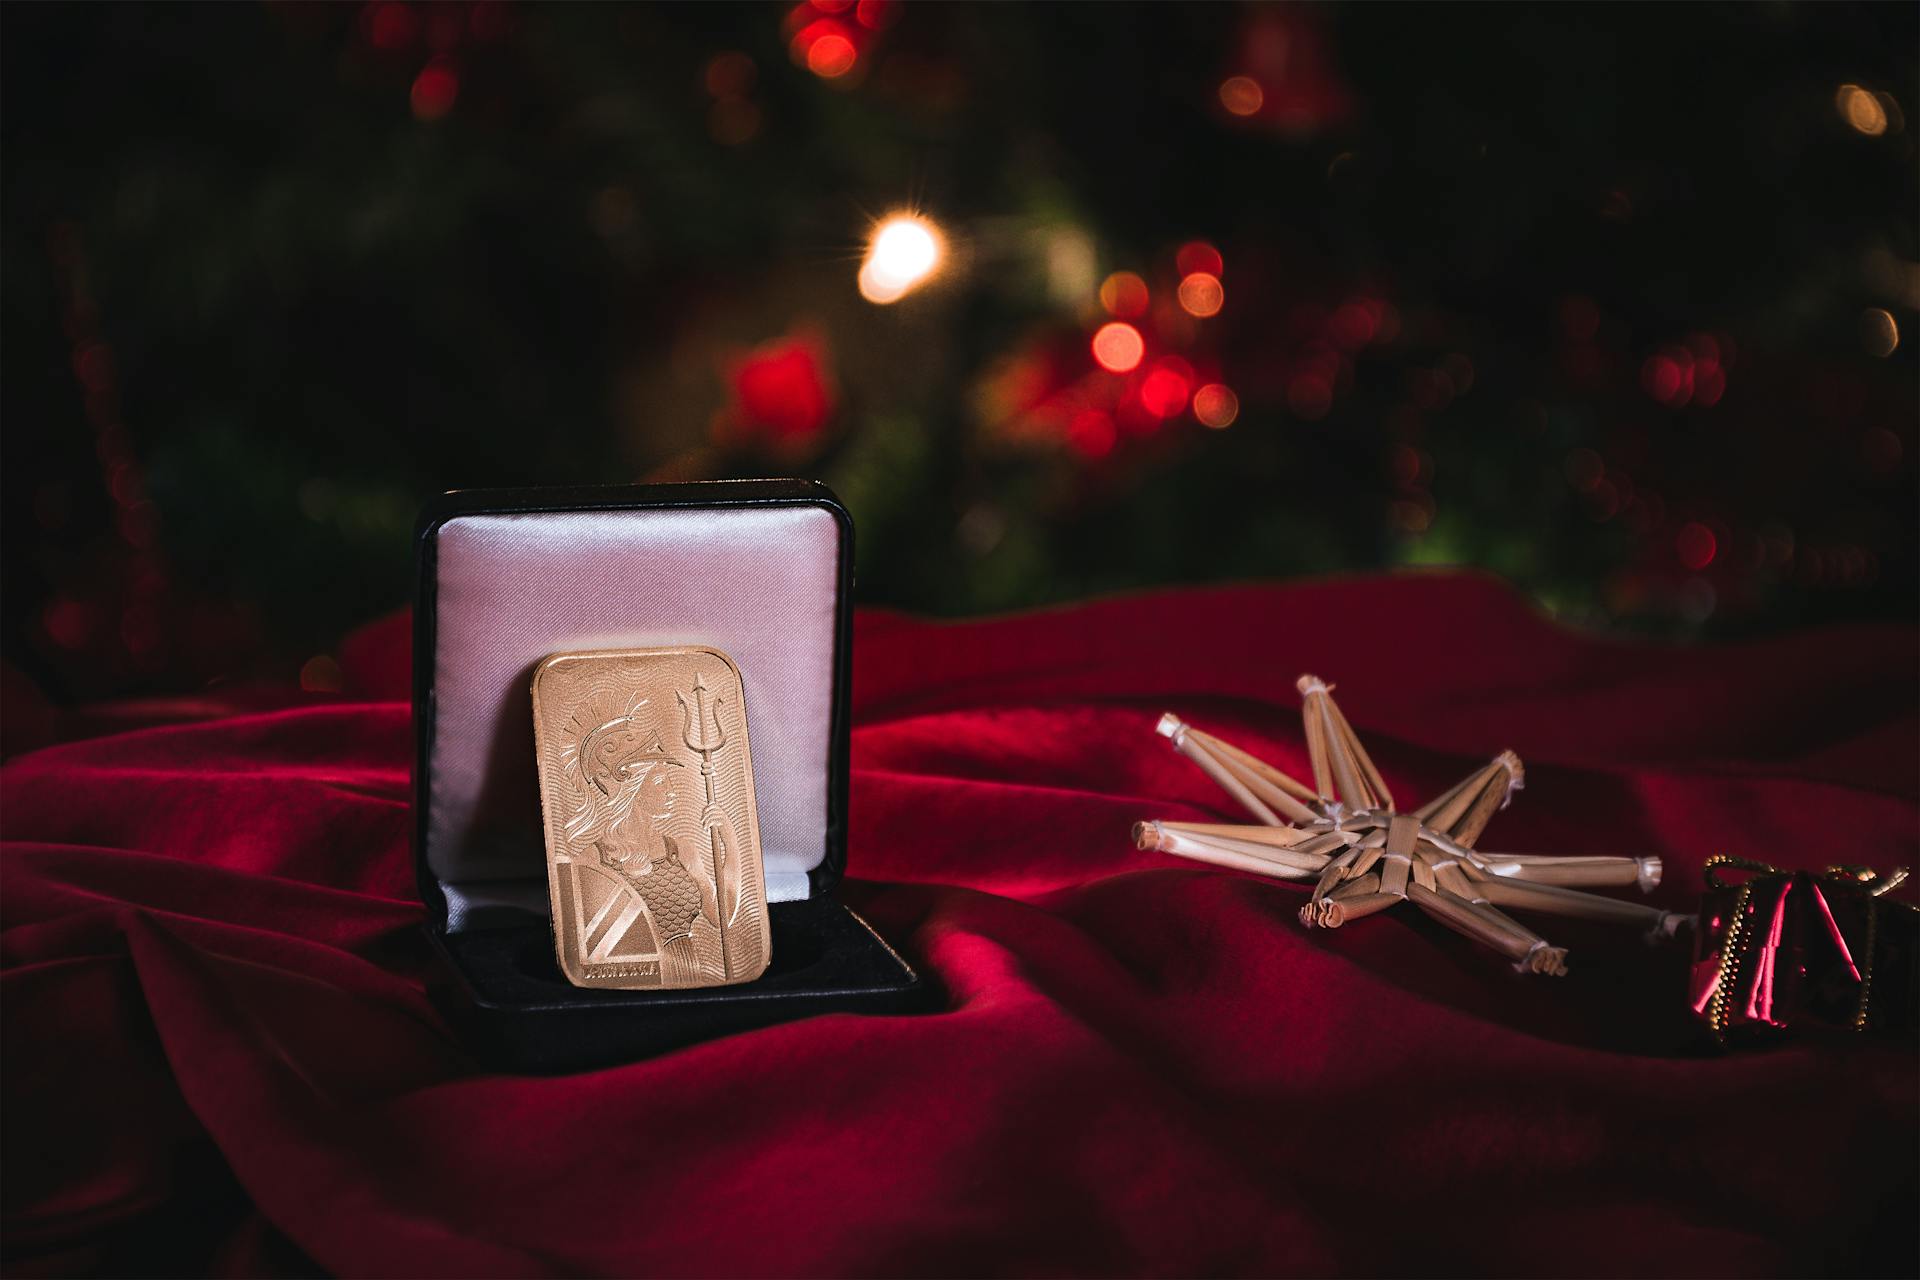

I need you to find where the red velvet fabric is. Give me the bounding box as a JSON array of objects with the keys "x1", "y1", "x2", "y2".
[{"x1": 4, "y1": 574, "x2": 1915, "y2": 1277}]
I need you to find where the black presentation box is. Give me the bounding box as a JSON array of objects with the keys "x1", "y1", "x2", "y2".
[{"x1": 413, "y1": 479, "x2": 926, "y2": 1072}]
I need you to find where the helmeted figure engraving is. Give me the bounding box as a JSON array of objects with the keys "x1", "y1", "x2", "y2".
[{"x1": 563, "y1": 696, "x2": 709, "y2": 959}]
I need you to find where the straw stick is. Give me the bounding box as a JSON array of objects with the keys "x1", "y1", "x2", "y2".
[
  {"x1": 1447, "y1": 750, "x2": 1522, "y2": 848},
  {"x1": 1298, "y1": 874, "x2": 1392, "y2": 927},
  {"x1": 1138, "y1": 829, "x2": 1327, "y2": 882},
  {"x1": 1321, "y1": 686, "x2": 1393, "y2": 812},
  {"x1": 1471, "y1": 854, "x2": 1662, "y2": 892},
  {"x1": 1408, "y1": 882, "x2": 1567, "y2": 974},
  {"x1": 1298, "y1": 676, "x2": 1372, "y2": 812},
  {"x1": 1156, "y1": 821, "x2": 1313, "y2": 848},
  {"x1": 1133, "y1": 822, "x2": 1333, "y2": 877},
  {"x1": 1296, "y1": 683, "x2": 1336, "y2": 803},
  {"x1": 1415, "y1": 751, "x2": 1522, "y2": 846},
  {"x1": 1476, "y1": 875, "x2": 1686, "y2": 934},
  {"x1": 1314, "y1": 892, "x2": 1401, "y2": 928},
  {"x1": 1184, "y1": 728, "x2": 1322, "y2": 820},
  {"x1": 1156, "y1": 715, "x2": 1281, "y2": 825},
  {"x1": 1429, "y1": 857, "x2": 1481, "y2": 902}
]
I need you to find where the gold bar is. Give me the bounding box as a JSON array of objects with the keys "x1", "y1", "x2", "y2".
[{"x1": 532, "y1": 647, "x2": 771, "y2": 990}]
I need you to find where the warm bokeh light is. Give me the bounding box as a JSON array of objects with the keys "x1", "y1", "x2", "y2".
[
  {"x1": 807, "y1": 31, "x2": 858, "y2": 78},
  {"x1": 1860, "y1": 307, "x2": 1900, "y2": 357},
  {"x1": 1139, "y1": 359, "x2": 1193, "y2": 418},
  {"x1": 1091, "y1": 322, "x2": 1144, "y2": 373},
  {"x1": 1219, "y1": 76, "x2": 1264, "y2": 117},
  {"x1": 410, "y1": 59, "x2": 459, "y2": 121},
  {"x1": 1836, "y1": 84, "x2": 1887, "y2": 136},
  {"x1": 705, "y1": 51, "x2": 756, "y2": 99},
  {"x1": 858, "y1": 214, "x2": 944, "y2": 304},
  {"x1": 1177, "y1": 272, "x2": 1224, "y2": 317},
  {"x1": 1098, "y1": 271, "x2": 1150, "y2": 319},
  {"x1": 1676, "y1": 522, "x2": 1717, "y2": 571},
  {"x1": 1193, "y1": 383, "x2": 1239, "y2": 428},
  {"x1": 1175, "y1": 241, "x2": 1223, "y2": 277},
  {"x1": 855, "y1": 0, "x2": 898, "y2": 30}
]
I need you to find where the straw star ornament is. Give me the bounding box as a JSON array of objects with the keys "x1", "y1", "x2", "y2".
[{"x1": 1136, "y1": 676, "x2": 1687, "y2": 974}]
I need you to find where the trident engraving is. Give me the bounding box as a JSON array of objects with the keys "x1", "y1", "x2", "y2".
[{"x1": 678, "y1": 672, "x2": 732, "y2": 978}]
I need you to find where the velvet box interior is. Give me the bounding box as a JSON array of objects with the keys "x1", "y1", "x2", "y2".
[{"x1": 413, "y1": 480, "x2": 925, "y2": 1073}]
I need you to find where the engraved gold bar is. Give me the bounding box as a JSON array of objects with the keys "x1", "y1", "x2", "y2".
[{"x1": 531, "y1": 646, "x2": 772, "y2": 990}]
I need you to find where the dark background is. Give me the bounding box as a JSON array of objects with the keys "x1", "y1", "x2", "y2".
[{"x1": 4, "y1": 1, "x2": 1915, "y2": 705}]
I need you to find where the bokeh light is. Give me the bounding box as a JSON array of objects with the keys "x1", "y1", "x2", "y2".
[
  {"x1": 1219, "y1": 76, "x2": 1263, "y2": 117},
  {"x1": 1836, "y1": 84, "x2": 1887, "y2": 136},
  {"x1": 1098, "y1": 271, "x2": 1149, "y2": 319},
  {"x1": 1193, "y1": 383, "x2": 1239, "y2": 428},
  {"x1": 1067, "y1": 409, "x2": 1117, "y2": 459},
  {"x1": 1176, "y1": 272, "x2": 1224, "y2": 318},
  {"x1": 410, "y1": 58, "x2": 459, "y2": 121},
  {"x1": 1139, "y1": 358, "x2": 1193, "y2": 418},
  {"x1": 1860, "y1": 307, "x2": 1900, "y2": 357},
  {"x1": 859, "y1": 213, "x2": 944, "y2": 304},
  {"x1": 705, "y1": 51, "x2": 756, "y2": 98},
  {"x1": 1091, "y1": 322, "x2": 1144, "y2": 373},
  {"x1": 1676, "y1": 522, "x2": 1717, "y2": 570},
  {"x1": 807, "y1": 31, "x2": 857, "y2": 78},
  {"x1": 1175, "y1": 241, "x2": 1223, "y2": 277}
]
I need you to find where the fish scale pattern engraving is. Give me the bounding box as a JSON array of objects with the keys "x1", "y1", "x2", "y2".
[{"x1": 637, "y1": 846, "x2": 704, "y2": 942}]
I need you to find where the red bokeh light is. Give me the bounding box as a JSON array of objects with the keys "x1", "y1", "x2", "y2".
[
  {"x1": 1641, "y1": 353, "x2": 1685, "y2": 405},
  {"x1": 411, "y1": 59, "x2": 459, "y2": 121},
  {"x1": 1693, "y1": 364, "x2": 1726, "y2": 407},
  {"x1": 1067, "y1": 409, "x2": 1117, "y2": 458},
  {"x1": 1091, "y1": 322, "x2": 1145, "y2": 373},
  {"x1": 366, "y1": 2, "x2": 420, "y2": 51},
  {"x1": 855, "y1": 0, "x2": 898, "y2": 28},
  {"x1": 806, "y1": 31, "x2": 858, "y2": 78},
  {"x1": 1329, "y1": 299, "x2": 1378, "y2": 349},
  {"x1": 1676, "y1": 522, "x2": 1717, "y2": 570},
  {"x1": 705, "y1": 51, "x2": 756, "y2": 99},
  {"x1": 727, "y1": 332, "x2": 837, "y2": 449},
  {"x1": 1139, "y1": 359, "x2": 1193, "y2": 418},
  {"x1": 1175, "y1": 241, "x2": 1223, "y2": 278},
  {"x1": 41, "y1": 598, "x2": 94, "y2": 650}
]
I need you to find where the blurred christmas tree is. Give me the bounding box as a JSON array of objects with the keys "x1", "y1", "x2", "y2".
[{"x1": 2, "y1": 1, "x2": 1914, "y2": 702}]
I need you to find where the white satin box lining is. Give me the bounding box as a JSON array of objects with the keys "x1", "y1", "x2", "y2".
[{"x1": 427, "y1": 505, "x2": 840, "y2": 925}]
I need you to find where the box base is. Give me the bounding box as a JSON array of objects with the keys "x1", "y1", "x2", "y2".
[{"x1": 427, "y1": 896, "x2": 930, "y2": 1073}]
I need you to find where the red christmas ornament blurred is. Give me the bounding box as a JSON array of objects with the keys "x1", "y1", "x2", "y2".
[{"x1": 720, "y1": 330, "x2": 838, "y2": 457}]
